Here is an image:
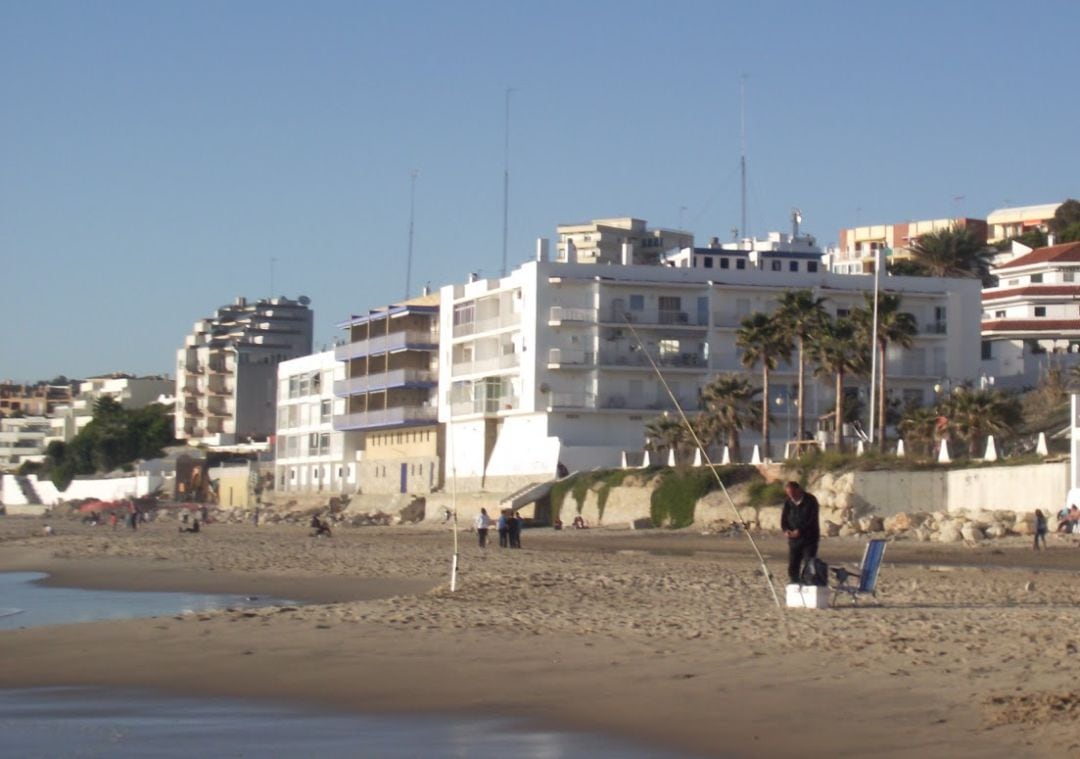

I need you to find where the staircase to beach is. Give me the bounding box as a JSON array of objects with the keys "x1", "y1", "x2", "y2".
[{"x1": 14, "y1": 475, "x2": 42, "y2": 506}]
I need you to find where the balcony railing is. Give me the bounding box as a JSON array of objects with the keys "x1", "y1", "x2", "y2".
[
  {"x1": 549, "y1": 306, "x2": 597, "y2": 324},
  {"x1": 608, "y1": 308, "x2": 707, "y2": 327},
  {"x1": 597, "y1": 350, "x2": 707, "y2": 369},
  {"x1": 335, "y1": 330, "x2": 438, "y2": 361},
  {"x1": 452, "y1": 312, "x2": 521, "y2": 338},
  {"x1": 920, "y1": 321, "x2": 948, "y2": 335},
  {"x1": 334, "y1": 368, "x2": 436, "y2": 397},
  {"x1": 332, "y1": 406, "x2": 437, "y2": 431},
  {"x1": 548, "y1": 393, "x2": 699, "y2": 412},
  {"x1": 547, "y1": 348, "x2": 595, "y2": 366},
  {"x1": 449, "y1": 396, "x2": 521, "y2": 416},
  {"x1": 451, "y1": 353, "x2": 520, "y2": 377},
  {"x1": 712, "y1": 311, "x2": 749, "y2": 328}
]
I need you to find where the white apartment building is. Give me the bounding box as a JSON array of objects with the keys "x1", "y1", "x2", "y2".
[
  {"x1": 274, "y1": 351, "x2": 359, "y2": 495},
  {"x1": 663, "y1": 215, "x2": 824, "y2": 275},
  {"x1": 175, "y1": 296, "x2": 313, "y2": 446},
  {"x1": 981, "y1": 241, "x2": 1080, "y2": 387},
  {"x1": 439, "y1": 243, "x2": 981, "y2": 490},
  {"x1": 0, "y1": 416, "x2": 50, "y2": 471},
  {"x1": 48, "y1": 374, "x2": 174, "y2": 444}
]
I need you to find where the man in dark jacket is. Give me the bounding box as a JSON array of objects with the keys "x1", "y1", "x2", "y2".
[{"x1": 780, "y1": 481, "x2": 820, "y2": 584}]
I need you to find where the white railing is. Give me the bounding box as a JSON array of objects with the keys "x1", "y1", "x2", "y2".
[
  {"x1": 598, "y1": 351, "x2": 707, "y2": 369},
  {"x1": 611, "y1": 308, "x2": 707, "y2": 327},
  {"x1": 335, "y1": 330, "x2": 438, "y2": 361},
  {"x1": 451, "y1": 353, "x2": 520, "y2": 377},
  {"x1": 333, "y1": 406, "x2": 437, "y2": 430},
  {"x1": 549, "y1": 306, "x2": 597, "y2": 323},
  {"x1": 449, "y1": 396, "x2": 520, "y2": 415},
  {"x1": 334, "y1": 368, "x2": 435, "y2": 396},
  {"x1": 452, "y1": 312, "x2": 521, "y2": 338},
  {"x1": 547, "y1": 348, "x2": 594, "y2": 366},
  {"x1": 549, "y1": 392, "x2": 596, "y2": 409}
]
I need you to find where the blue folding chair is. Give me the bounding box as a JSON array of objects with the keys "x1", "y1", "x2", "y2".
[{"x1": 831, "y1": 538, "x2": 887, "y2": 606}]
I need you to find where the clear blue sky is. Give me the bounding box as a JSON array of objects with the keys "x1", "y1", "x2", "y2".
[{"x1": 2, "y1": 0, "x2": 1077, "y2": 381}]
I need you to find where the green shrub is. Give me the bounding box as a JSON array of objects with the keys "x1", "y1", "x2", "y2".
[
  {"x1": 551, "y1": 468, "x2": 639, "y2": 520},
  {"x1": 746, "y1": 479, "x2": 786, "y2": 508},
  {"x1": 650, "y1": 466, "x2": 753, "y2": 528}
]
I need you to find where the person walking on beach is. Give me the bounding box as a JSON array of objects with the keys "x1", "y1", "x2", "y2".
[
  {"x1": 781, "y1": 481, "x2": 820, "y2": 584},
  {"x1": 1034, "y1": 509, "x2": 1048, "y2": 550},
  {"x1": 475, "y1": 508, "x2": 491, "y2": 548},
  {"x1": 497, "y1": 510, "x2": 509, "y2": 548}
]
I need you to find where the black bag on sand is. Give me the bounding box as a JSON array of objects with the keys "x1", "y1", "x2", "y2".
[{"x1": 801, "y1": 557, "x2": 829, "y2": 587}]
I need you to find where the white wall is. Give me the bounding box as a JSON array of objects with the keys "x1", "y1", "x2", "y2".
[{"x1": 2, "y1": 473, "x2": 163, "y2": 507}]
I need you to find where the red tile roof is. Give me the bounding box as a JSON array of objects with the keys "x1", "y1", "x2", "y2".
[
  {"x1": 981, "y1": 319, "x2": 1080, "y2": 333},
  {"x1": 995, "y1": 242, "x2": 1080, "y2": 270},
  {"x1": 983, "y1": 285, "x2": 1080, "y2": 301}
]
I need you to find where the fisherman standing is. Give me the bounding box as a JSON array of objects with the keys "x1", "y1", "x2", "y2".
[{"x1": 780, "y1": 481, "x2": 820, "y2": 584}]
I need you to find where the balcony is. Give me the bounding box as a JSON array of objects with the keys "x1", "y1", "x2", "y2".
[
  {"x1": 597, "y1": 350, "x2": 708, "y2": 370},
  {"x1": 452, "y1": 312, "x2": 521, "y2": 339},
  {"x1": 332, "y1": 405, "x2": 437, "y2": 431},
  {"x1": 548, "y1": 392, "x2": 699, "y2": 412},
  {"x1": 449, "y1": 396, "x2": 521, "y2": 416},
  {"x1": 920, "y1": 321, "x2": 948, "y2": 335},
  {"x1": 451, "y1": 353, "x2": 520, "y2": 377},
  {"x1": 208, "y1": 363, "x2": 234, "y2": 374},
  {"x1": 547, "y1": 348, "x2": 594, "y2": 368},
  {"x1": 185, "y1": 364, "x2": 205, "y2": 375},
  {"x1": 334, "y1": 368, "x2": 436, "y2": 397},
  {"x1": 335, "y1": 330, "x2": 438, "y2": 361},
  {"x1": 605, "y1": 308, "x2": 707, "y2": 328},
  {"x1": 712, "y1": 311, "x2": 749, "y2": 329},
  {"x1": 183, "y1": 404, "x2": 203, "y2": 417},
  {"x1": 548, "y1": 306, "x2": 597, "y2": 325}
]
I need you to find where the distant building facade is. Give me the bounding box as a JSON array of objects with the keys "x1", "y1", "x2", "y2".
[
  {"x1": 274, "y1": 351, "x2": 359, "y2": 495},
  {"x1": 175, "y1": 296, "x2": 313, "y2": 446},
  {"x1": 0, "y1": 381, "x2": 75, "y2": 418},
  {"x1": 49, "y1": 374, "x2": 174, "y2": 444},
  {"x1": 438, "y1": 248, "x2": 981, "y2": 491},
  {"x1": 333, "y1": 294, "x2": 443, "y2": 495},
  {"x1": 556, "y1": 217, "x2": 693, "y2": 266},
  {"x1": 0, "y1": 416, "x2": 50, "y2": 471},
  {"x1": 981, "y1": 241, "x2": 1080, "y2": 388},
  {"x1": 831, "y1": 217, "x2": 988, "y2": 274},
  {"x1": 987, "y1": 202, "x2": 1064, "y2": 244}
]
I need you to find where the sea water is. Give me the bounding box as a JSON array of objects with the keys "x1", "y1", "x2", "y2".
[
  {"x1": 0, "y1": 571, "x2": 283, "y2": 630},
  {"x1": 0, "y1": 688, "x2": 695, "y2": 758}
]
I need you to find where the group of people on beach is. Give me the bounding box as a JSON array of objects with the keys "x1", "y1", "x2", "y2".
[{"x1": 473, "y1": 507, "x2": 523, "y2": 549}]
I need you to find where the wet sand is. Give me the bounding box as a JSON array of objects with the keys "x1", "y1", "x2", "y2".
[{"x1": 2, "y1": 518, "x2": 1079, "y2": 757}]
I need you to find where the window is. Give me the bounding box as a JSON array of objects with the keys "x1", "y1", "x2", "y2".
[
  {"x1": 837, "y1": 308, "x2": 850, "y2": 318},
  {"x1": 658, "y1": 296, "x2": 681, "y2": 312},
  {"x1": 902, "y1": 388, "x2": 923, "y2": 407},
  {"x1": 720, "y1": 258, "x2": 730, "y2": 269},
  {"x1": 1065, "y1": 272, "x2": 1076, "y2": 282},
  {"x1": 981, "y1": 341, "x2": 993, "y2": 360},
  {"x1": 1035, "y1": 306, "x2": 1047, "y2": 317},
  {"x1": 736, "y1": 259, "x2": 746, "y2": 270},
  {"x1": 995, "y1": 310, "x2": 1005, "y2": 318},
  {"x1": 453, "y1": 302, "x2": 475, "y2": 327},
  {"x1": 629, "y1": 294, "x2": 645, "y2": 311},
  {"x1": 808, "y1": 261, "x2": 819, "y2": 273},
  {"x1": 703, "y1": 257, "x2": 713, "y2": 269},
  {"x1": 771, "y1": 261, "x2": 782, "y2": 271},
  {"x1": 1030, "y1": 273, "x2": 1044, "y2": 283},
  {"x1": 789, "y1": 261, "x2": 798, "y2": 272},
  {"x1": 321, "y1": 399, "x2": 332, "y2": 423}
]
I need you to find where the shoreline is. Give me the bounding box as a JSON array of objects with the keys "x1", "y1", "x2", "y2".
[{"x1": 1, "y1": 521, "x2": 1077, "y2": 757}]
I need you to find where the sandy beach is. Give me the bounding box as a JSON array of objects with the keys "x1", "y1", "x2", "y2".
[{"x1": 2, "y1": 517, "x2": 1079, "y2": 757}]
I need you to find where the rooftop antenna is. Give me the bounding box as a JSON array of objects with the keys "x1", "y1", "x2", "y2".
[
  {"x1": 269, "y1": 257, "x2": 278, "y2": 297},
  {"x1": 501, "y1": 87, "x2": 515, "y2": 277},
  {"x1": 405, "y1": 169, "x2": 419, "y2": 300},
  {"x1": 740, "y1": 73, "x2": 748, "y2": 240}
]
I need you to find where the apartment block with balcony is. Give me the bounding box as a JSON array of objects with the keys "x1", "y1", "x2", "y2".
[
  {"x1": 333, "y1": 294, "x2": 442, "y2": 495},
  {"x1": 175, "y1": 296, "x2": 314, "y2": 446},
  {"x1": 0, "y1": 381, "x2": 75, "y2": 418},
  {"x1": 440, "y1": 243, "x2": 981, "y2": 490},
  {"x1": 830, "y1": 217, "x2": 988, "y2": 274},
  {"x1": 987, "y1": 202, "x2": 1064, "y2": 245},
  {"x1": 274, "y1": 351, "x2": 359, "y2": 495},
  {"x1": 0, "y1": 416, "x2": 50, "y2": 471},
  {"x1": 981, "y1": 241, "x2": 1080, "y2": 388},
  {"x1": 555, "y1": 217, "x2": 693, "y2": 266}
]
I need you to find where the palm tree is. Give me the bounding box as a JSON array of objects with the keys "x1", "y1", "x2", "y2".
[
  {"x1": 697, "y1": 374, "x2": 761, "y2": 462},
  {"x1": 644, "y1": 414, "x2": 689, "y2": 464},
  {"x1": 905, "y1": 226, "x2": 995, "y2": 286},
  {"x1": 774, "y1": 289, "x2": 827, "y2": 448},
  {"x1": 854, "y1": 292, "x2": 918, "y2": 452},
  {"x1": 736, "y1": 312, "x2": 790, "y2": 459},
  {"x1": 809, "y1": 315, "x2": 868, "y2": 451},
  {"x1": 942, "y1": 389, "x2": 1022, "y2": 457},
  {"x1": 898, "y1": 404, "x2": 941, "y2": 459}
]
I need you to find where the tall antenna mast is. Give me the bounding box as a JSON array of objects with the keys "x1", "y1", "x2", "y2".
[
  {"x1": 501, "y1": 87, "x2": 515, "y2": 277},
  {"x1": 740, "y1": 74, "x2": 748, "y2": 242},
  {"x1": 269, "y1": 257, "x2": 278, "y2": 297},
  {"x1": 405, "y1": 169, "x2": 419, "y2": 300}
]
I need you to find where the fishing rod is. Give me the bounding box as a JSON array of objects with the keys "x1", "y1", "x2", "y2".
[{"x1": 622, "y1": 314, "x2": 783, "y2": 610}]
